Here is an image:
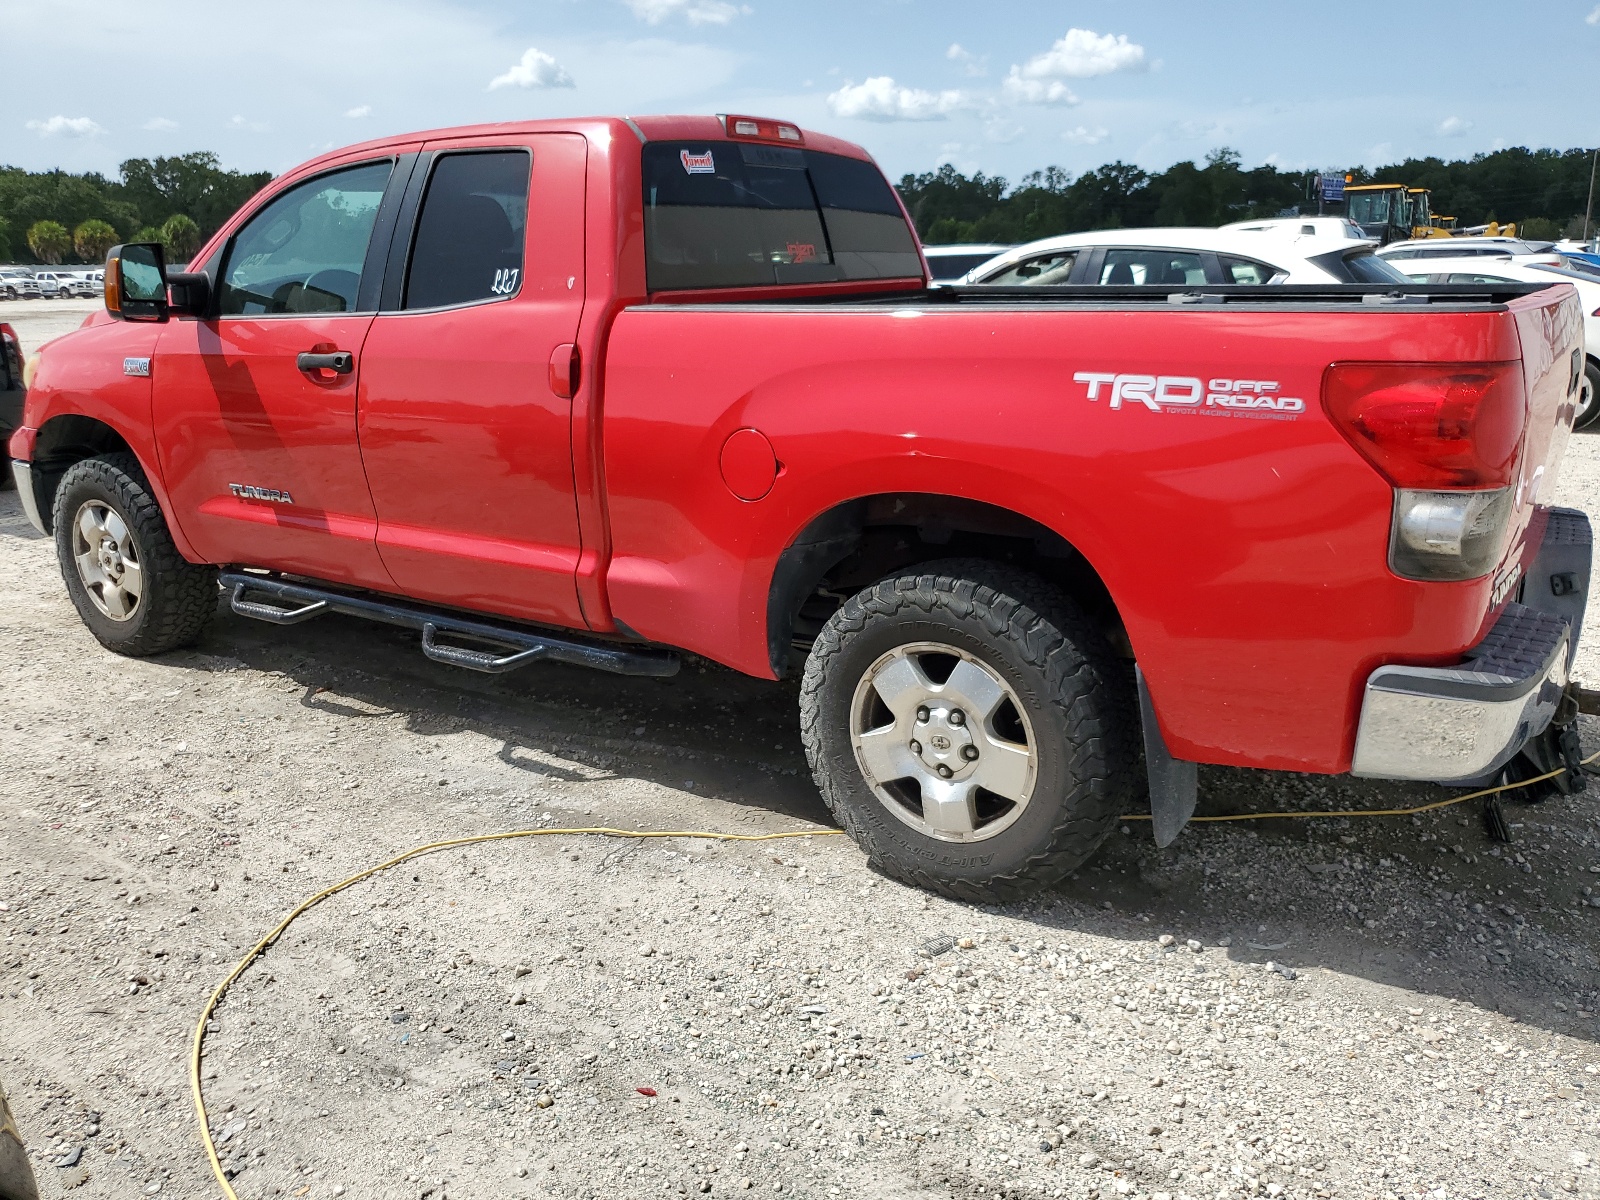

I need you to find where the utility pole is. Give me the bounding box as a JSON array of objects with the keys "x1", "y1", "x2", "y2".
[{"x1": 1585, "y1": 147, "x2": 1598, "y2": 244}]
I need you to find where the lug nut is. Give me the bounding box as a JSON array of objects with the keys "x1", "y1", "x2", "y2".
[
  {"x1": 936, "y1": 764, "x2": 953, "y2": 779},
  {"x1": 948, "y1": 709, "x2": 966, "y2": 727},
  {"x1": 916, "y1": 706, "x2": 930, "y2": 723},
  {"x1": 909, "y1": 740, "x2": 922, "y2": 756},
  {"x1": 961, "y1": 745, "x2": 979, "y2": 761}
]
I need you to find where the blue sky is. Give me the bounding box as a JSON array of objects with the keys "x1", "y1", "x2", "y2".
[{"x1": 4, "y1": 0, "x2": 1599, "y2": 185}]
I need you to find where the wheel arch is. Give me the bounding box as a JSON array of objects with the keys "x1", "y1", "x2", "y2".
[
  {"x1": 27, "y1": 414, "x2": 145, "y2": 536},
  {"x1": 765, "y1": 491, "x2": 1126, "y2": 678}
]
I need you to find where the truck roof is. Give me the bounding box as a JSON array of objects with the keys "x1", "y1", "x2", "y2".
[{"x1": 282, "y1": 114, "x2": 878, "y2": 180}]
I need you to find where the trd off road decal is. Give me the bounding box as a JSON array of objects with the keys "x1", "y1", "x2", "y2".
[
  {"x1": 1072, "y1": 372, "x2": 1305, "y2": 420},
  {"x1": 680, "y1": 149, "x2": 715, "y2": 174}
]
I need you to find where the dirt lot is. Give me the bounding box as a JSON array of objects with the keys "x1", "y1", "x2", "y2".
[{"x1": 2, "y1": 304, "x2": 1598, "y2": 1200}]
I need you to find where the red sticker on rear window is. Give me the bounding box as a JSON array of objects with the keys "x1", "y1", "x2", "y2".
[
  {"x1": 680, "y1": 149, "x2": 715, "y2": 174},
  {"x1": 787, "y1": 242, "x2": 817, "y2": 263}
]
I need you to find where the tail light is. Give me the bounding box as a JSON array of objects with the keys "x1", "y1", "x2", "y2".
[{"x1": 1324, "y1": 362, "x2": 1527, "y2": 582}]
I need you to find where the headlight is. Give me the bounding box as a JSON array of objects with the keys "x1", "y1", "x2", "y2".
[{"x1": 21, "y1": 351, "x2": 41, "y2": 391}]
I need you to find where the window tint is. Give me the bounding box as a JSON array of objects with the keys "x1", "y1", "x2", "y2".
[
  {"x1": 1448, "y1": 272, "x2": 1517, "y2": 283},
  {"x1": 984, "y1": 250, "x2": 1077, "y2": 285},
  {"x1": 220, "y1": 161, "x2": 392, "y2": 316},
  {"x1": 641, "y1": 141, "x2": 920, "y2": 291},
  {"x1": 1096, "y1": 248, "x2": 1205, "y2": 286},
  {"x1": 404, "y1": 151, "x2": 531, "y2": 310},
  {"x1": 1220, "y1": 256, "x2": 1281, "y2": 285}
]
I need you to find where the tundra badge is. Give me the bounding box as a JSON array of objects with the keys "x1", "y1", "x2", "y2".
[{"x1": 228, "y1": 484, "x2": 295, "y2": 505}]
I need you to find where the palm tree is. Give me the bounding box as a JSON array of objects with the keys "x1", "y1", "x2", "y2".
[
  {"x1": 26, "y1": 220, "x2": 71, "y2": 265},
  {"x1": 73, "y1": 219, "x2": 119, "y2": 263}
]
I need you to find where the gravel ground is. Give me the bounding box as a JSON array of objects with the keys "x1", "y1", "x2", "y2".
[{"x1": 1, "y1": 302, "x2": 1598, "y2": 1200}]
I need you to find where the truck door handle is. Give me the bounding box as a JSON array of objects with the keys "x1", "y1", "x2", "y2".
[
  {"x1": 296, "y1": 351, "x2": 353, "y2": 374},
  {"x1": 548, "y1": 343, "x2": 579, "y2": 399}
]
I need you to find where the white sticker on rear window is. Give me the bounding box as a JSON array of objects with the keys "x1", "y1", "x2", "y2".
[{"x1": 680, "y1": 149, "x2": 715, "y2": 175}]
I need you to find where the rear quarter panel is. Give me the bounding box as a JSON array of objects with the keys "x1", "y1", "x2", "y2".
[{"x1": 601, "y1": 300, "x2": 1529, "y2": 773}]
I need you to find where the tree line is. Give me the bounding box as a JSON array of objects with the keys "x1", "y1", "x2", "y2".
[
  {"x1": 0, "y1": 152, "x2": 271, "y2": 264},
  {"x1": 3, "y1": 142, "x2": 1595, "y2": 265},
  {"x1": 897, "y1": 145, "x2": 1599, "y2": 244}
]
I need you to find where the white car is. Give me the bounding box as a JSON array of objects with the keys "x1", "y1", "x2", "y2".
[
  {"x1": 1222, "y1": 216, "x2": 1373, "y2": 242},
  {"x1": 1392, "y1": 254, "x2": 1600, "y2": 430},
  {"x1": 1378, "y1": 236, "x2": 1558, "y2": 264},
  {"x1": 957, "y1": 227, "x2": 1409, "y2": 287},
  {"x1": 922, "y1": 243, "x2": 1013, "y2": 286},
  {"x1": 0, "y1": 270, "x2": 42, "y2": 301}
]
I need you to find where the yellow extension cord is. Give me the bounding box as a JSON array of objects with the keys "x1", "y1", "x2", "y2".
[{"x1": 189, "y1": 751, "x2": 1600, "y2": 1199}]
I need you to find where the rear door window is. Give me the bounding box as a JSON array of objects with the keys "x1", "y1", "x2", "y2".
[
  {"x1": 1096, "y1": 248, "x2": 1206, "y2": 285},
  {"x1": 404, "y1": 151, "x2": 531, "y2": 310},
  {"x1": 641, "y1": 141, "x2": 920, "y2": 291},
  {"x1": 219, "y1": 161, "x2": 393, "y2": 316},
  {"x1": 983, "y1": 250, "x2": 1078, "y2": 285},
  {"x1": 1219, "y1": 255, "x2": 1283, "y2": 285}
]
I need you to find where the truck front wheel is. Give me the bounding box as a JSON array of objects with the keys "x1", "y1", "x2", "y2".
[
  {"x1": 52, "y1": 453, "x2": 217, "y2": 656},
  {"x1": 800, "y1": 561, "x2": 1136, "y2": 901}
]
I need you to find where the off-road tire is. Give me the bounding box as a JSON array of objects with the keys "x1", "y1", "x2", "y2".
[
  {"x1": 53, "y1": 453, "x2": 216, "y2": 655},
  {"x1": 800, "y1": 559, "x2": 1138, "y2": 901},
  {"x1": 1576, "y1": 360, "x2": 1600, "y2": 432}
]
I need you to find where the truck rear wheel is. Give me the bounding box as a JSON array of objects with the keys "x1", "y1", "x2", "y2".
[
  {"x1": 1577, "y1": 359, "x2": 1599, "y2": 431},
  {"x1": 800, "y1": 560, "x2": 1136, "y2": 901},
  {"x1": 52, "y1": 453, "x2": 217, "y2": 656}
]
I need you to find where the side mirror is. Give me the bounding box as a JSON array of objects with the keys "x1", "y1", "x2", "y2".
[
  {"x1": 104, "y1": 243, "x2": 212, "y2": 323},
  {"x1": 105, "y1": 242, "x2": 168, "y2": 322}
]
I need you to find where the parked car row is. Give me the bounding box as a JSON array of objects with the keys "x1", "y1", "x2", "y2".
[
  {"x1": 945, "y1": 226, "x2": 1408, "y2": 288},
  {"x1": 923, "y1": 222, "x2": 1597, "y2": 433},
  {"x1": 0, "y1": 266, "x2": 102, "y2": 300}
]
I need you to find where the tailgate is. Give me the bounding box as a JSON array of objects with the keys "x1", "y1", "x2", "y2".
[{"x1": 1504, "y1": 283, "x2": 1586, "y2": 584}]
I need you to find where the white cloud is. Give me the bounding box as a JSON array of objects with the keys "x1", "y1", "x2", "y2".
[
  {"x1": 1588, "y1": 4, "x2": 1600, "y2": 24},
  {"x1": 26, "y1": 115, "x2": 105, "y2": 137},
  {"x1": 1001, "y1": 71, "x2": 1077, "y2": 106},
  {"x1": 946, "y1": 42, "x2": 986, "y2": 76},
  {"x1": 625, "y1": 0, "x2": 746, "y2": 25},
  {"x1": 141, "y1": 116, "x2": 178, "y2": 131},
  {"x1": 1437, "y1": 115, "x2": 1473, "y2": 136},
  {"x1": 826, "y1": 76, "x2": 968, "y2": 121},
  {"x1": 345, "y1": 104, "x2": 372, "y2": 119},
  {"x1": 488, "y1": 46, "x2": 575, "y2": 89},
  {"x1": 1015, "y1": 28, "x2": 1146, "y2": 82},
  {"x1": 1061, "y1": 125, "x2": 1109, "y2": 145}
]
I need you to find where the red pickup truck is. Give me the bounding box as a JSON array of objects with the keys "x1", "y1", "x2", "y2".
[{"x1": 7, "y1": 115, "x2": 1592, "y2": 899}]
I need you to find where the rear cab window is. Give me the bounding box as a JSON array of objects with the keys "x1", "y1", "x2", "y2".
[{"x1": 641, "y1": 141, "x2": 921, "y2": 291}]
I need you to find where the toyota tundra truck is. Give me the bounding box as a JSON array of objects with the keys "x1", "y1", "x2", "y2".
[{"x1": 6, "y1": 115, "x2": 1592, "y2": 899}]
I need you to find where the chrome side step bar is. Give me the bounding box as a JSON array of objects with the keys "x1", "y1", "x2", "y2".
[{"x1": 220, "y1": 572, "x2": 680, "y2": 678}]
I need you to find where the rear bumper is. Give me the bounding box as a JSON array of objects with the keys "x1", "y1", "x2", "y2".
[{"x1": 1351, "y1": 506, "x2": 1590, "y2": 784}]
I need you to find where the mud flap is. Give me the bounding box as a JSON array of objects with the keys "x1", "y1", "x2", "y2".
[{"x1": 1137, "y1": 666, "x2": 1198, "y2": 848}]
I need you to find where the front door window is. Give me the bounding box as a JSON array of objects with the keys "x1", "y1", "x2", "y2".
[{"x1": 219, "y1": 162, "x2": 393, "y2": 316}]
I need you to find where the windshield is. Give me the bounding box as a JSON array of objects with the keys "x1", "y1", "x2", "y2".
[
  {"x1": 1346, "y1": 192, "x2": 1391, "y2": 225},
  {"x1": 641, "y1": 141, "x2": 921, "y2": 291}
]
